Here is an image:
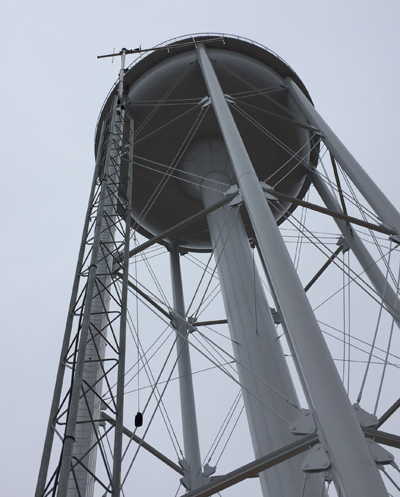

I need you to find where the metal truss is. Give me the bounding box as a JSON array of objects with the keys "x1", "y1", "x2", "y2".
[{"x1": 35, "y1": 92, "x2": 134, "y2": 497}]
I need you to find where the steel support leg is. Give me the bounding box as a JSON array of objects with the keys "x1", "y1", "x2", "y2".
[
  {"x1": 286, "y1": 77, "x2": 400, "y2": 234},
  {"x1": 201, "y1": 172, "x2": 321, "y2": 497},
  {"x1": 197, "y1": 43, "x2": 388, "y2": 497},
  {"x1": 170, "y1": 245, "x2": 205, "y2": 491}
]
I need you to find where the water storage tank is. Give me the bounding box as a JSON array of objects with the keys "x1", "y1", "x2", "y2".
[{"x1": 96, "y1": 35, "x2": 319, "y2": 251}]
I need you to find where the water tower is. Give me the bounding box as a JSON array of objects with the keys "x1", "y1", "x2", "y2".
[{"x1": 35, "y1": 34, "x2": 400, "y2": 497}]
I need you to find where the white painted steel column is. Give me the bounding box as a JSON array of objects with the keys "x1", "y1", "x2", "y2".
[
  {"x1": 197, "y1": 43, "x2": 388, "y2": 497},
  {"x1": 311, "y1": 170, "x2": 400, "y2": 328},
  {"x1": 170, "y1": 245, "x2": 206, "y2": 491},
  {"x1": 201, "y1": 172, "x2": 321, "y2": 497},
  {"x1": 286, "y1": 77, "x2": 400, "y2": 234}
]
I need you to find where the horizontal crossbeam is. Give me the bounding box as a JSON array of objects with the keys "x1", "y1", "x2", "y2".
[
  {"x1": 126, "y1": 194, "x2": 236, "y2": 259},
  {"x1": 268, "y1": 190, "x2": 396, "y2": 236},
  {"x1": 363, "y1": 427, "x2": 400, "y2": 450},
  {"x1": 180, "y1": 434, "x2": 318, "y2": 497},
  {"x1": 195, "y1": 319, "x2": 228, "y2": 327}
]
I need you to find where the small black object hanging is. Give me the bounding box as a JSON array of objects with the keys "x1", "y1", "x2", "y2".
[{"x1": 135, "y1": 412, "x2": 143, "y2": 427}]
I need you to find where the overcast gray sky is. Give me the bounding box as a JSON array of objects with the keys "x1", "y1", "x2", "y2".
[{"x1": 1, "y1": 1, "x2": 400, "y2": 496}]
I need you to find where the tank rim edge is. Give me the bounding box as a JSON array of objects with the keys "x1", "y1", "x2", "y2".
[{"x1": 94, "y1": 32, "x2": 315, "y2": 154}]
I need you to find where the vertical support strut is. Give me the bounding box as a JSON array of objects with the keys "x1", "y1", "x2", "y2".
[
  {"x1": 170, "y1": 245, "x2": 205, "y2": 491},
  {"x1": 285, "y1": 77, "x2": 400, "y2": 234},
  {"x1": 112, "y1": 83, "x2": 133, "y2": 496},
  {"x1": 197, "y1": 43, "x2": 388, "y2": 497}
]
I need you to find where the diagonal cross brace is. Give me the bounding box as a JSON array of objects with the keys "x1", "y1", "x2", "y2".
[{"x1": 101, "y1": 412, "x2": 184, "y2": 476}]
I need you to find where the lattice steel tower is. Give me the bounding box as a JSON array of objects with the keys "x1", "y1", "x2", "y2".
[{"x1": 36, "y1": 34, "x2": 400, "y2": 497}]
